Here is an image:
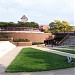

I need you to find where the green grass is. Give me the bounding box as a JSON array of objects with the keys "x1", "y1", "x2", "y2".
[
  {"x1": 59, "y1": 46, "x2": 75, "y2": 49},
  {"x1": 69, "y1": 46, "x2": 75, "y2": 49},
  {"x1": 6, "y1": 48, "x2": 75, "y2": 72},
  {"x1": 32, "y1": 42, "x2": 44, "y2": 45},
  {"x1": 53, "y1": 49, "x2": 75, "y2": 54},
  {"x1": 0, "y1": 34, "x2": 11, "y2": 38}
]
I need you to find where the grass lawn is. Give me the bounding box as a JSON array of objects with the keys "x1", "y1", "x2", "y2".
[
  {"x1": 6, "y1": 48, "x2": 75, "y2": 72},
  {"x1": 59, "y1": 46, "x2": 75, "y2": 49},
  {"x1": 69, "y1": 46, "x2": 75, "y2": 49},
  {"x1": 53, "y1": 49, "x2": 75, "y2": 54}
]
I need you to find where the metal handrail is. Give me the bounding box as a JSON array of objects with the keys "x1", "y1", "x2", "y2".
[{"x1": 59, "y1": 34, "x2": 69, "y2": 45}]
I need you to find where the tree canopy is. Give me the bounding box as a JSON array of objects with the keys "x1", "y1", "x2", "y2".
[
  {"x1": 49, "y1": 20, "x2": 73, "y2": 33},
  {"x1": 0, "y1": 21, "x2": 39, "y2": 28}
]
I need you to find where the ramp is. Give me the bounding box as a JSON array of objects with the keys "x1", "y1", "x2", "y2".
[{"x1": 0, "y1": 41, "x2": 16, "y2": 58}]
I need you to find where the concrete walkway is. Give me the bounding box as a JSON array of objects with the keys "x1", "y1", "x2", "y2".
[
  {"x1": 31, "y1": 46, "x2": 75, "y2": 58},
  {"x1": 0, "y1": 68, "x2": 75, "y2": 75},
  {"x1": 0, "y1": 47, "x2": 23, "y2": 73},
  {"x1": 0, "y1": 46, "x2": 75, "y2": 75}
]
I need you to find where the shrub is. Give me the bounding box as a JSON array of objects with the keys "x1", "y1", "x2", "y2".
[
  {"x1": 32, "y1": 42, "x2": 44, "y2": 45},
  {"x1": 0, "y1": 35, "x2": 11, "y2": 38},
  {"x1": 13, "y1": 39, "x2": 30, "y2": 42}
]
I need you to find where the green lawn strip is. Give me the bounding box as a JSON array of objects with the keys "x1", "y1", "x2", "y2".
[
  {"x1": 53, "y1": 49, "x2": 75, "y2": 54},
  {"x1": 69, "y1": 46, "x2": 75, "y2": 49},
  {"x1": 58, "y1": 46, "x2": 75, "y2": 49},
  {"x1": 6, "y1": 48, "x2": 75, "y2": 72}
]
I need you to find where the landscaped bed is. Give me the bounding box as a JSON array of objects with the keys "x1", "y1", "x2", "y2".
[
  {"x1": 59, "y1": 46, "x2": 75, "y2": 49},
  {"x1": 53, "y1": 49, "x2": 75, "y2": 54},
  {"x1": 6, "y1": 48, "x2": 75, "y2": 72},
  {"x1": 69, "y1": 46, "x2": 75, "y2": 49}
]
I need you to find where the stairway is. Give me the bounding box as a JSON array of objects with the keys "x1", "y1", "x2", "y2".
[{"x1": 62, "y1": 36, "x2": 75, "y2": 45}]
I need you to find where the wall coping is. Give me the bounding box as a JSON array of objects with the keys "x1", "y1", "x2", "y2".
[{"x1": 0, "y1": 31, "x2": 44, "y2": 33}]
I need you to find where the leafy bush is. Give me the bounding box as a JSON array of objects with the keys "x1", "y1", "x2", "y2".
[
  {"x1": 0, "y1": 35, "x2": 11, "y2": 38},
  {"x1": 13, "y1": 39, "x2": 30, "y2": 42},
  {"x1": 32, "y1": 42, "x2": 44, "y2": 45},
  {"x1": 0, "y1": 21, "x2": 39, "y2": 28}
]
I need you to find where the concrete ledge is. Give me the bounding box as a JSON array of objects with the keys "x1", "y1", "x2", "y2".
[
  {"x1": 12, "y1": 42, "x2": 32, "y2": 46},
  {"x1": 37, "y1": 44, "x2": 46, "y2": 48}
]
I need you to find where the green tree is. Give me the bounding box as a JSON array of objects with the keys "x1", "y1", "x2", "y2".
[
  {"x1": 43, "y1": 28, "x2": 50, "y2": 33},
  {"x1": 8, "y1": 22, "x2": 16, "y2": 26},
  {"x1": 17, "y1": 21, "x2": 39, "y2": 28},
  {"x1": 49, "y1": 20, "x2": 73, "y2": 33},
  {"x1": 30, "y1": 22, "x2": 39, "y2": 28},
  {"x1": 61, "y1": 20, "x2": 73, "y2": 32},
  {"x1": 49, "y1": 22, "x2": 57, "y2": 32},
  {"x1": 0, "y1": 21, "x2": 39, "y2": 28}
]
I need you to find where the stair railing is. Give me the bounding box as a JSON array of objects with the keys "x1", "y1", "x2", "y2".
[{"x1": 59, "y1": 34, "x2": 69, "y2": 45}]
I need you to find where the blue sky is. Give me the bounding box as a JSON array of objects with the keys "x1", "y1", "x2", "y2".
[{"x1": 0, "y1": 0, "x2": 74, "y2": 26}]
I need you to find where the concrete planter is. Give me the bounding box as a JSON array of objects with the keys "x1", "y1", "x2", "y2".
[{"x1": 12, "y1": 41, "x2": 32, "y2": 46}]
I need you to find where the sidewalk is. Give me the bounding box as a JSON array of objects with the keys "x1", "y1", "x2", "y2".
[
  {"x1": 0, "y1": 47, "x2": 23, "y2": 73},
  {"x1": 31, "y1": 46, "x2": 75, "y2": 58},
  {"x1": 0, "y1": 46, "x2": 75, "y2": 75},
  {"x1": 0, "y1": 67, "x2": 75, "y2": 75}
]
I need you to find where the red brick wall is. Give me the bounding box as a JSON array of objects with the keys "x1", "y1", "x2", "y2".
[
  {"x1": 0, "y1": 31, "x2": 52, "y2": 42},
  {"x1": 0, "y1": 38, "x2": 13, "y2": 42}
]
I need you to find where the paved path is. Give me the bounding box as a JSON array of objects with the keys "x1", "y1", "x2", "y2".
[
  {"x1": 31, "y1": 46, "x2": 75, "y2": 58},
  {"x1": 0, "y1": 46, "x2": 75, "y2": 75},
  {"x1": 0, "y1": 68, "x2": 75, "y2": 75},
  {"x1": 0, "y1": 47, "x2": 23, "y2": 73}
]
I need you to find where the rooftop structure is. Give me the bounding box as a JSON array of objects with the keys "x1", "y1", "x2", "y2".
[
  {"x1": 39, "y1": 25, "x2": 49, "y2": 31},
  {"x1": 39, "y1": 25, "x2": 49, "y2": 29},
  {"x1": 21, "y1": 15, "x2": 28, "y2": 22}
]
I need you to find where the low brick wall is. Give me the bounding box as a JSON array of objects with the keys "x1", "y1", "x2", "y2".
[
  {"x1": 12, "y1": 41, "x2": 32, "y2": 46},
  {"x1": 0, "y1": 31, "x2": 52, "y2": 42},
  {"x1": 0, "y1": 38, "x2": 13, "y2": 42}
]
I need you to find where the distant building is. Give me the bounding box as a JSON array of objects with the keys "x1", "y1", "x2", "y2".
[
  {"x1": 21, "y1": 15, "x2": 28, "y2": 22},
  {"x1": 39, "y1": 25, "x2": 49, "y2": 31},
  {"x1": 72, "y1": 26, "x2": 75, "y2": 31}
]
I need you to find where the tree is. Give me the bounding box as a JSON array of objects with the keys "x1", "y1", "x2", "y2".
[
  {"x1": 17, "y1": 21, "x2": 39, "y2": 28},
  {"x1": 30, "y1": 22, "x2": 39, "y2": 28},
  {"x1": 8, "y1": 22, "x2": 16, "y2": 26},
  {"x1": 0, "y1": 21, "x2": 39, "y2": 28},
  {"x1": 49, "y1": 22, "x2": 57, "y2": 32},
  {"x1": 61, "y1": 20, "x2": 73, "y2": 32},
  {"x1": 43, "y1": 28, "x2": 50, "y2": 33},
  {"x1": 49, "y1": 20, "x2": 73, "y2": 33}
]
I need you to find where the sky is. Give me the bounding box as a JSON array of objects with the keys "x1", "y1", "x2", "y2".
[{"x1": 0, "y1": 0, "x2": 74, "y2": 26}]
